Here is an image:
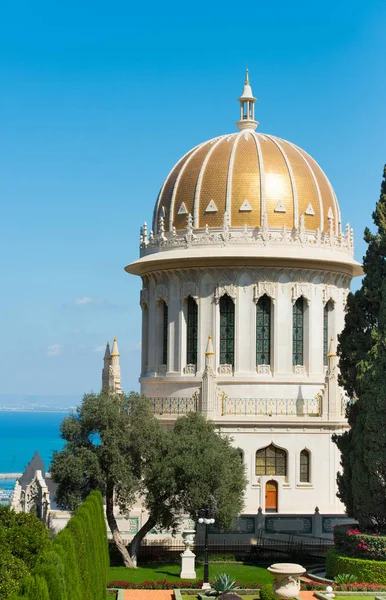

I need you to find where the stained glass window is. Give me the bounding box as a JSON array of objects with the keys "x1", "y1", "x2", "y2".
[
  {"x1": 162, "y1": 302, "x2": 168, "y2": 366},
  {"x1": 323, "y1": 302, "x2": 331, "y2": 366},
  {"x1": 300, "y1": 449, "x2": 310, "y2": 482},
  {"x1": 256, "y1": 295, "x2": 271, "y2": 365},
  {"x1": 292, "y1": 297, "x2": 304, "y2": 365},
  {"x1": 220, "y1": 294, "x2": 235, "y2": 366},
  {"x1": 187, "y1": 296, "x2": 198, "y2": 366},
  {"x1": 256, "y1": 444, "x2": 286, "y2": 476}
]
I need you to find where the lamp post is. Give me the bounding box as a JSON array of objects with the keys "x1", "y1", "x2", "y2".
[{"x1": 198, "y1": 508, "x2": 216, "y2": 590}]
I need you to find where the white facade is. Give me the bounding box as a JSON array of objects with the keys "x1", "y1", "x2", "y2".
[{"x1": 125, "y1": 74, "x2": 362, "y2": 520}]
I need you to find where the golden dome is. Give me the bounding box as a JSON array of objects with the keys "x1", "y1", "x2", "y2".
[{"x1": 153, "y1": 131, "x2": 341, "y2": 235}]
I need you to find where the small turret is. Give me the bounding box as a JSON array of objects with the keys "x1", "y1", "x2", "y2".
[
  {"x1": 236, "y1": 69, "x2": 258, "y2": 131},
  {"x1": 102, "y1": 339, "x2": 123, "y2": 394}
]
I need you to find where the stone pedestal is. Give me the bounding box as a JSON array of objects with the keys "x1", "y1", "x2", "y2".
[
  {"x1": 267, "y1": 563, "x2": 306, "y2": 599},
  {"x1": 180, "y1": 548, "x2": 196, "y2": 579}
]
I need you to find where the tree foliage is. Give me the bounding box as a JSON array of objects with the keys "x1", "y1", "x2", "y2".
[
  {"x1": 51, "y1": 391, "x2": 247, "y2": 566},
  {"x1": 334, "y1": 166, "x2": 386, "y2": 531}
]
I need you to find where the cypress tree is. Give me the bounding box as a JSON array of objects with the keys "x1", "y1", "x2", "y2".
[
  {"x1": 334, "y1": 166, "x2": 386, "y2": 531},
  {"x1": 53, "y1": 531, "x2": 82, "y2": 600}
]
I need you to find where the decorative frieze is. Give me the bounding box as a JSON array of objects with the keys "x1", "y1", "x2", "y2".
[
  {"x1": 140, "y1": 288, "x2": 149, "y2": 309},
  {"x1": 155, "y1": 284, "x2": 169, "y2": 304},
  {"x1": 253, "y1": 282, "x2": 276, "y2": 304},
  {"x1": 214, "y1": 283, "x2": 237, "y2": 304},
  {"x1": 184, "y1": 364, "x2": 196, "y2": 375},
  {"x1": 291, "y1": 283, "x2": 311, "y2": 304},
  {"x1": 323, "y1": 285, "x2": 338, "y2": 305},
  {"x1": 181, "y1": 282, "x2": 199, "y2": 304},
  {"x1": 218, "y1": 364, "x2": 233, "y2": 375},
  {"x1": 293, "y1": 365, "x2": 305, "y2": 376},
  {"x1": 257, "y1": 364, "x2": 271, "y2": 375}
]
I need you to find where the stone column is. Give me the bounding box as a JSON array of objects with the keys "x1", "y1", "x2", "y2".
[
  {"x1": 201, "y1": 336, "x2": 217, "y2": 419},
  {"x1": 147, "y1": 291, "x2": 157, "y2": 376}
]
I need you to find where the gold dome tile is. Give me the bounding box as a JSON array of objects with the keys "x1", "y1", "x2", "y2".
[
  {"x1": 198, "y1": 137, "x2": 233, "y2": 228},
  {"x1": 279, "y1": 139, "x2": 321, "y2": 230},
  {"x1": 260, "y1": 136, "x2": 294, "y2": 229},
  {"x1": 231, "y1": 134, "x2": 260, "y2": 227}
]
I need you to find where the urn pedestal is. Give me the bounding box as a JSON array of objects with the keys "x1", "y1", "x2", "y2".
[
  {"x1": 180, "y1": 530, "x2": 196, "y2": 579},
  {"x1": 267, "y1": 563, "x2": 306, "y2": 599}
]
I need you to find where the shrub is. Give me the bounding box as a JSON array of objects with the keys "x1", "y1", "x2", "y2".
[
  {"x1": 334, "y1": 523, "x2": 386, "y2": 561},
  {"x1": 260, "y1": 583, "x2": 277, "y2": 600},
  {"x1": 206, "y1": 573, "x2": 239, "y2": 596},
  {"x1": 0, "y1": 552, "x2": 28, "y2": 600},
  {"x1": 326, "y1": 548, "x2": 386, "y2": 583},
  {"x1": 0, "y1": 506, "x2": 50, "y2": 570},
  {"x1": 334, "y1": 573, "x2": 358, "y2": 584}
]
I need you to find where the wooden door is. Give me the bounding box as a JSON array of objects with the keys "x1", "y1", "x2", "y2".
[{"x1": 265, "y1": 480, "x2": 278, "y2": 512}]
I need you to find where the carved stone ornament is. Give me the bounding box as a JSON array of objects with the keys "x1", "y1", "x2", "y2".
[
  {"x1": 140, "y1": 288, "x2": 149, "y2": 309},
  {"x1": 218, "y1": 364, "x2": 233, "y2": 375},
  {"x1": 155, "y1": 284, "x2": 169, "y2": 304},
  {"x1": 184, "y1": 364, "x2": 196, "y2": 375},
  {"x1": 181, "y1": 282, "x2": 199, "y2": 304},
  {"x1": 214, "y1": 283, "x2": 237, "y2": 304},
  {"x1": 323, "y1": 285, "x2": 338, "y2": 305},
  {"x1": 257, "y1": 364, "x2": 271, "y2": 375},
  {"x1": 158, "y1": 364, "x2": 167, "y2": 376},
  {"x1": 253, "y1": 282, "x2": 276, "y2": 304},
  {"x1": 294, "y1": 365, "x2": 305, "y2": 376},
  {"x1": 291, "y1": 282, "x2": 311, "y2": 304}
]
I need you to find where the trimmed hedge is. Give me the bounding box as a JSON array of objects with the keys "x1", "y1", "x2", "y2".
[
  {"x1": 326, "y1": 548, "x2": 386, "y2": 583},
  {"x1": 260, "y1": 583, "x2": 278, "y2": 600},
  {"x1": 14, "y1": 490, "x2": 109, "y2": 600},
  {"x1": 334, "y1": 524, "x2": 386, "y2": 561}
]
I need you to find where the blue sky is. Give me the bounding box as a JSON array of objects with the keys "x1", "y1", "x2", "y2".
[{"x1": 0, "y1": 0, "x2": 385, "y2": 401}]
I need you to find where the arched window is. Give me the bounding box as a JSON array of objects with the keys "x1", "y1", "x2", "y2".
[
  {"x1": 256, "y1": 295, "x2": 271, "y2": 366},
  {"x1": 300, "y1": 449, "x2": 310, "y2": 483},
  {"x1": 255, "y1": 444, "x2": 286, "y2": 476},
  {"x1": 186, "y1": 296, "x2": 198, "y2": 366},
  {"x1": 292, "y1": 297, "x2": 304, "y2": 365},
  {"x1": 162, "y1": 301, "x2": 168, "y2": 366},
  {"x1": 324, "y1": 301, "x2": 333, "y2": 366},
  {"x1": 220, "y1": 295, "x2": 235, "y2": 366}
]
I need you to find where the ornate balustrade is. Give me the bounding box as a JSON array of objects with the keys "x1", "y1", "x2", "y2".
[
  {"x1": 221, "y1": 397, "x2": 321, "y2": 417},
  {"x1": 149, "y1": 395, "x2": 198, "y2": 415},
  {"x1": 139, "y1": 212, "x2": 354, "y2": 258}
]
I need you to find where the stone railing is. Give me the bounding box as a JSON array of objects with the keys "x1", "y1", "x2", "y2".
[
  {"x1": 221, "y1": 397, "x2": 321, "y2": 417},
  {"x1": 149, "y1": 395, "x2": 198, "y2": 415},
  {"x1": 139, "y1": 213, "x2": 354, "y2": 257}
]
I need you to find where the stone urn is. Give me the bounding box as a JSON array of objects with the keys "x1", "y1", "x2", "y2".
[
  {"x1": 181, "y1": 529, "x2": 196, "y2": 550},
  {"x1": 267, "y1": 563, "x2": 306, "y2": 599}
]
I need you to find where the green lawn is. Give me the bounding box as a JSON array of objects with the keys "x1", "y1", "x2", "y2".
[{"x1": 108, "y1": 563, "x2": 273, "y2": 585}]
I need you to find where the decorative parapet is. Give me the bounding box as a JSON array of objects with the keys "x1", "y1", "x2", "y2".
[
  {"x1": 149, "y1": 394, "x2": 199, "y2": 415},
  {"x1": 221, "y1": 396, "x2": 321, "y2": 417},
  {"x1": 139, "y1": 212, "x2": 354, "y2": 257}
]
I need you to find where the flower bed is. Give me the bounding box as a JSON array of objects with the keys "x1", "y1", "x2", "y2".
[
  {"x1": 301, "y1": 580, "x2": 386, "y2": 592},
  {"x1": 107, "y1": 579, "x2": 262, "y2": 590},
  {"x1": 334, "y1": 525, "x2": 386, "y2": 561}
]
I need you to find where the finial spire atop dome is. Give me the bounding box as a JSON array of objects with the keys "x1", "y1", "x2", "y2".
[{"x1": 237, "y1": 70, "x2": 258, "y2": 131}]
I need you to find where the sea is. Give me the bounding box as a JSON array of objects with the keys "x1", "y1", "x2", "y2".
[{"x1": 0, "y1": 411, "x2": 69, "y2": 497}]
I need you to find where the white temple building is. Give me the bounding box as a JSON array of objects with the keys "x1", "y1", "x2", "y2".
[{"x1": 124, "y1": 71, "x2": 362, "y2": 524}]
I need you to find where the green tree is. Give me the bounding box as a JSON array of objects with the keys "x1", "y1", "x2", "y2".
[
  {"x1": 334, "y1": 166, "x2": 386, "y2": 531},
  {"x1": 51, "y1": 391, "x2": 247, "y2": 567}
]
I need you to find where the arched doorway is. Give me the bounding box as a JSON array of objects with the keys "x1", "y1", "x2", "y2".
[{"x1": 265, "y1": 480, "x2": 278, "y2": 512}]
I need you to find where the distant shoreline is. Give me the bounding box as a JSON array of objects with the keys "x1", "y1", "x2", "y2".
[{"x1": 0, "y1": 408, "x2": 74, "y2": 413}]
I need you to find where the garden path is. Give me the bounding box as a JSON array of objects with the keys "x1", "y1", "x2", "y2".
[
  {"x1": 123, "y1": 591, "x2": 173, "y2": 599},
  {"x1": 299, "y1": 591, "x2": 316, "y2": 600}
]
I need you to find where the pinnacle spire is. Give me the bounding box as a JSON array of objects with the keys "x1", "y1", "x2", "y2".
[
  {"x1": 111, "y1": 337, "x2": 120, "y2": 357},
  {"x1": 205, "y1": 335, "x2": 214, "y2": 355},
  {"x1": 104, "y1": 342, "x2": 111, "y2": 360},
  {"x1": 237, "y1": 70, "x2": 258, "y2": 131}
]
